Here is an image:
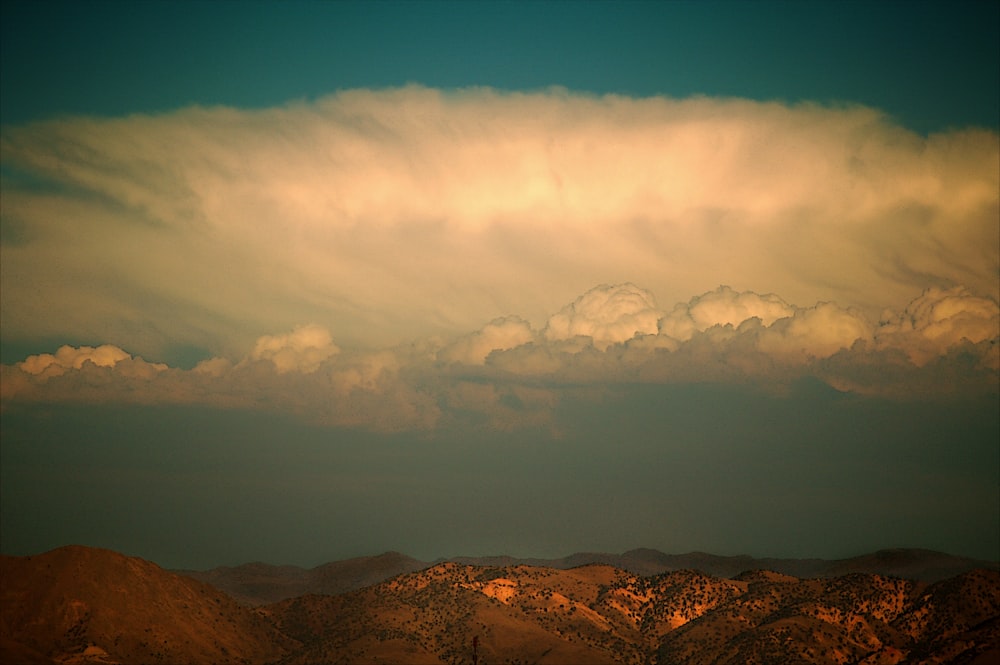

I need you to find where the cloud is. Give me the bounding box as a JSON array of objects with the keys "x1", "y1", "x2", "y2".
[
  {"x1": 2, "y1": 284, "x2": 997, "y2": 429},
  {"x1": 1, "y1": 87, "x2": 996, "y2": 363},
  {"x1": 330, "y1": 350, "x2": 400, "y2": 395},
  {"x1": 246, "y1": 324, "x2": 339, "y2": 374},
  {"x1": 659, "y1": 286, "x2": 796, "y2": 341},
  {"x1": 875, "y1": 286, "x2": 1000, "y2": 366},
  {"x1": 18, "y1": 344, "x2": 134, "y2": 377},
  {"x1": 655, "y1": 286, "x2": 874, "y2": 364},
  {"x1": 438, "y1": 316, "x2": 535, "y2": 365},
  {"x1": 4, "y1": 345, "x2": 169, "y2": 403},
  {"x1": 544, "y1": 283, "x2": 660, "y2": 350},
  {"x1": 754, "y1": 302, "x2": 873, "y2": 361}
]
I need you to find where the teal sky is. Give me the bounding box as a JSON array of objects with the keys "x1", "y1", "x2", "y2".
[
  {"x1": 1, "y1": 1, "x2": 997, "y2": 569},
  {"x1": 3, "y1": 1, "x2": 997, "y2": 133}
]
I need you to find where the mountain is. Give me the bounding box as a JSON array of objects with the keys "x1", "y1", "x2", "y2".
[
  {"x1": 260, "y1": 560, "x2": 1000, "y2": 664},
  {"x1": 174, "y1": 547, "x2": 993, "y2": 608},
  {"x1": 178, "y1": 551, "x2": 427, "y2": 605},
  {"x1": 261, "y1": 563, "x2": 631, "y2": 664},
  {"x1": 0, "y1": 545, "x2": 295, "y2": 664},
  {"x1": 4, "y1": 545, "x2": 998, "y2": 664}
]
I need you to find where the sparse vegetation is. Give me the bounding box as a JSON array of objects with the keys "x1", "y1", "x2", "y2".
[{"x1": 2, "y1": 547, "x2": 998, "y2": 665}]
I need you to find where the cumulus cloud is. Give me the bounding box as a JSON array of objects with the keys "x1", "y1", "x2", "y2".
[
  {"x1": 4, "y1": 345, "x2": 169, "y2": 403},
  {"x1": 659, "y1": 286, "x2": 796, "y2": 341},
  {"x1": 246, "y1": 324, "x2": 339, "y2": 374},
  {"x1": 18, "y1": 344, "x2": 134, "y2": 376},
  {"x1": 656, "y1": 286, "x2": 877, "y2": 362},
  {"x1": 438, "y1": 316, "x2": 536, "y2": 365},
  {"x1": 544, "y1": 283, "x2": 660, "y2": 350},
  {"x1": 755, "y1": 303, "x2": 873, "y2": 361},
  {"x1": 1, "y1": 87, "x2": 996, "y2": 362},
  {"x1": 1, "y1": 284, "x2": 997, "y2": 429},
  {"x1": 875, "y1": 287, "x2": 1000, "y2": 366},
  {"x1": 330, "y1": 350, "x2": 400, "y2": 395}
]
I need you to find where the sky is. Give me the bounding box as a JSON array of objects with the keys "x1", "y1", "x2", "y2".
[{"x1": 1, "y1": 1, "x2": 998, "y2": 570}]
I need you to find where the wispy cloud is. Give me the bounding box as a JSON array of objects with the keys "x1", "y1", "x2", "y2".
[{"x1": 2, "y1": 87, "x2": 996, "y2": 364}]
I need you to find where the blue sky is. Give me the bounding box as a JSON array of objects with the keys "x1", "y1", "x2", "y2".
[
  {"x1": 1, "y1": 1, "x2": 997, "y2": 569},
  {"x1": 3, "y1": 1, "x2": 997, "y2": 132}
]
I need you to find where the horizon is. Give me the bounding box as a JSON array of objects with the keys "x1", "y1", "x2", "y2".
[
  {"x1": 1, "y1": 1, "x2": 998, "y2": 572},
  {"x1": 10, "y1": 541, "x2": 999, "y2": 574}
]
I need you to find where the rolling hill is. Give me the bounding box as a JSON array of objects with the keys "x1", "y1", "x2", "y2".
[
  {"x1": 259, "y1": 560, "x2": 1000, "y2": 664},
  {"x1": 3, "y1": 545, "x2": 998, "y2": 664},
  {"x1": 178, "y1": 547, "x2": 994, "y2": 606},
  {"x1": 0, "y1": 545, "x2": 295, "y2": 664}
]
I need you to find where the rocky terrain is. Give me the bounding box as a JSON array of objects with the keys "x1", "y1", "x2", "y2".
[{"x1": 2, "y1": 545, "x2": 997, "y2": 664}]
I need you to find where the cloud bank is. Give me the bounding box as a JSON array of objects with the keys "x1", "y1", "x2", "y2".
[
  {"x1": 2, "y1": 87, "x2": 997, "y2": 363},
  {"x1": 3, "y1": 284, "x2": 996, "y2": 431}
]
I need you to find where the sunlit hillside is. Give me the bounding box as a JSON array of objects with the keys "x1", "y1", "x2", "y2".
[{"x1": 2, "y1": 546, "x2": 998, "y2": 664}]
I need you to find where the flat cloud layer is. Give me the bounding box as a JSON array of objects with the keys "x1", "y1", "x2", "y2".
[{"x1": 2, "y1": 87, "x2": 997, "y2": 363}]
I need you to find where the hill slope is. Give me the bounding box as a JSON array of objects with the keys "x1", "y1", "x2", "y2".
[
  {"x1": 4, "y1": 546, "x2": 998, "y2": 664},
  {"x1": 261, "y1": 561, "x2": 1000, "y2": 664},
  {"x1": 0, "y1": 546, "x2": 295, "y2": 664},
  {"x1": 178, "y1": 547, "x2": 993, "y2": 606}
]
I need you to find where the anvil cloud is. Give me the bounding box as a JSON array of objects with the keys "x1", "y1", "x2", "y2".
[{"x1": 2, "y1": 88, "x2": 997, "y2": 368}]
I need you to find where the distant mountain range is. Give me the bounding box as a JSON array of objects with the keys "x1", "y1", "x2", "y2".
[
  {"x1": 177, "y1": 551, "x2": 429, "y2": 606},
  {"x1": 179, "y1": 546, "x2": 995, "y2": 606},
  {"x1": 2, "y1": 545, "x2": 997, "y2": 664}
]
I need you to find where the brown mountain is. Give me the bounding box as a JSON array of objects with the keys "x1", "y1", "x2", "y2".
[
  {"x1": 179, "y1": 547, "x2": 991, "y2": 608},
  {"x1": 5, "y1": 545, "x2": 999, "y2": 664},
  {"x1": 261, "y1": 562, "x2": 631, "y2": 665},
  {"x1": 0, "y1": 545, "x2": 296, "y2": 664},
  {"x1": 259, "y1": 561, "x2": 1000, "y2": 664},
  {"x1": 178, "y1": 551, "x2": 427, "y2": 605}
]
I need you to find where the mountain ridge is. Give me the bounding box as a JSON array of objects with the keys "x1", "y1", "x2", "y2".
[
  {"x1": 177, "y1": 546, "x2": 997, "y2": 606},
  {"x1": 3, "y1": 545, "x2": 998, "y2": 665}
]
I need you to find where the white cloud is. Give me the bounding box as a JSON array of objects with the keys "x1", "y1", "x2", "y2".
[
  {"x1": 18, "y1": 344, "x2": 157, "y2": 377},
  {"x1": 657, "y1": 287, "x2": 875, "y2": 361},
  {"x1": 247, "y1": 324, "x2": 339, "y2": 374},
  {"x1": 543, "y1": 283, "x2": 660, "y2": 350},
  {"x1": 438, "y1": 316, "x2": 535, "y2": 365},
  {"x1": 659, "y1": 286, "x2": 796, "y2": 341},
  {"x1": 875, "y1": 287, "x2": 1000, "y2": 366},
  {"x1": 1, "y1": 88, "x2": 996, "y2": 362},
  {"x1": 755, "y1": 302, "x2": 873, "y2": 360},
  {"x1": 1, "y1": 285, "x2": 997, "y2": 428}
]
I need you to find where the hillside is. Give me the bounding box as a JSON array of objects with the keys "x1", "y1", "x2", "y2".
[
  {"x1": 3, "y1": 545, "x2": 998, "y2": 664},
  {"x1": 260, "y1": 561, "x2": 1000, "y2": 664},
  {"x1": 0, "y1": 546, "x2": 295, "y2": 664},
  {"x1": 179, "y1": 548, "x2": 993, "y2": 606}
]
